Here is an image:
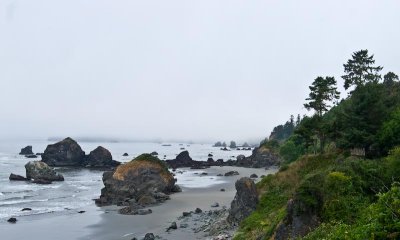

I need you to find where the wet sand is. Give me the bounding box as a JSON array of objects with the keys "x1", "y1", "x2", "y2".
[{"x1": 0, "y1": 166, "x2": 277, "y2": 240}]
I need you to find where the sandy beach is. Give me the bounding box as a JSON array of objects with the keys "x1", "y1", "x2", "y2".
[{"x1": 0, "y1": 166, "x2": 276, "y2": 240}]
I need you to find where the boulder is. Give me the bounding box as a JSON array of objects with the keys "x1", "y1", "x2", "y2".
[
  {"x1": 227, "y1": 177, "x2": 258, "y2": 225},
  {"x1": 7, "y1": 217, "x2": 17, "y2": 223},
  {"x1": 150, "y1": 151, "x2": 158, "y2": 156},
  {"x1": 9, "y1": 173, "x2": 27, "y2": 181},
  {"x1": 143, "y1": 233, "x2": 155, "y2": 240},
  {"x1": 86, "y1": 146, "x2": 120, "y2": 168},
  {"x1": 95, "y1": 154, "x2": 177, "y2": 208},
  {"x1": 250, "y1": 174, "x2": 258, "y2": 178},
  {"x1": 25, "y1": 161, "x2": 64, "y2": 182},
  {"x1": 165, "y1": 151, "x2": 203, "y2": 169},
  {"x1": 208, "y1": 153, "x2": 213, "y2": 157},
  {"x1": 41, "y1": 137, "x2": 85, "y2": 166},
  {"x1": 123, "y1": 153, "x2": 129, "y2": 156},
  {"x1": 19, "y1": 146, "x2": 33, "y2": 155},
  {"x1": 167, "y1": 222, "x2": 177, "y2": 231},
  {"x1": 21, "y1": 208, "x2": 32, "y2": 211},
  {"x1": 195, "y1": 208, "x2": 202, "y2": 214},
  {"x1": 211, "y1": 202, "x2": 220, "y2": 208},
  {"x1": 224, "y1": 171, "x2": 239, "y2": 176}
]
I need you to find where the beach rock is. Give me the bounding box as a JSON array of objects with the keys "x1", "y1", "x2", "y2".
[
  {"x1": 7, "y1": 217, "x2": 17, "y2": 223},
  {"x1": 224, "y1": 171, "x2": 239, "y2": 177},
  {"x1": 217, "y1": 174, "x2": 223, "y2": 177},
  {"x1": 195, "y1": 208, "x2": 202, "y2": 214},
  {"x1": 123, "y1": 153, "x2": 129, "y2": 156},
  {"x1": 180, "y1": 223, "x2": 189, "y2": 228},
  {"x1": 137, "y1": 209, "x2": 152, "y2": 215},
  {"x1": 236, "y1": 146, "x2": 280, "y2": 168},
  {"x1": 25, "y1": 154, "x2": 38, "y2": 159},
  {"x1": 78, "y1": 211, "x2": 86, "y2": 214},
  {"x1": 165, "y1": 151, "x2": 195, "y2": 169},
  {"x1": 208, "y1": 153, "x2": 213, "y2": 157},
  {"x1": 41, "y1": 137, "x2": 86, "y2": 167},
  {"x1": 21, "y1": 208, "x2": 32, "y2": 211},
  {"x1": 138, "y1": 195, "x2": 157, "y2": 205},
  {"x1": 211, "y1": 202, "x2": 220, "y2": 208},
  {"x1": 96, "y1": 154, "x2": 177, "y2": 208},
  {"x1": 200, "y1": 172, "x2": 208, "y2": 176},
  {"x1": 182, "y1": 211, "x2": 191, "y2": 217},
  {"x1": 143, "y1": 233, "x2": 155, "y2": 240},
  {"x1": 9, "y1": 173, "x2": 27, "y2": 181},
  {"x1": 167, "y1": 221, "x2": 178, "y2": 231},
  {"x1": 250, "y1": 174, "x2": 258, "y2": 178},
  {"x1": 220, "y1": 188, "x2": 225, "y2": 192},
  {"x1": 25, "y1": 161, "x2": 64, "y2": 183},
  {"x1": 170, "y1": 184, "x2": 182, "y2": 193},
  {"x1": 228, "y1": 177, "x2": 258, "y2": 225},
  {"x1": 86, "y1": 146, "x2": 120, "y2": 168},
  {"x1": 19, "y1": 146, "x2": 33, "y2": 155},
  {"x1": 150, "y1": 151, "x2": 158, "y2": 156}
]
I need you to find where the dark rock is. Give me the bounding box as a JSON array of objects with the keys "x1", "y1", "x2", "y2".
[
  {"x1": 207, "y1": 158, "x2": 215, "y2": 164},
  {"x1": 143, "y1": 233, "x2": 155, "y2": 240},
  {"x1": 36, "y1": 153, "x2": 43, "y2": 156},
  {"x1": 250, "y1": 174, "x2": 258, "y2": 178},
  {"x1": 275, "y1": 197, "x2": 321, "y2": 240},
  {"x1": 167, "y1": 221, "x2": 177, "y2": 231},
  {"x1": 19, "y1": 146, "x2": 33, "y2": 155},
  {"x1": 21, "y1": 208, "x2": 32, "y2": 211},
  {"x1": 7, "y1": 217, "x2": 17, "y2": 223},
  {"x1": 217, "y1": 174, "x2": 223, "y2": 177},
  {"x1": 123, "y1": 153, "x2": 129, "y2": 156},
  {"x1": 195, "y1": 208, "x2": 202, "y2": 214},
  {"x1": 182, "y1": 211, "x2": 191, "y2": 217},
  {"x1": 95, "y1": 154, "x2": 177, "y2": 208},
  {"x1": 200, "y1": 172, "x2": 208, "y2": 176},
  {"x1": 220, "y1": 147, "x2": 229, "y2": 151},
  {"x1": 224, "y1": 171, "x2": 239, "y2": 176},
  {"x1": 180, "y1": 223, "x2": 189, "y2": 228},
  {"x1": 236, "y1": 146, "x2": 280, "y2": 168},
  {"x1": 78, "y1": 211, "x2": 86, "y2": 214},
  {"x1": 86, "y1": 146, "x2": 120, "y2": 168},
  {"x1": 25, "y1": 161, "x2": 64, "y2": 182},
  {"x1": 25, "y1": 154, "x2": 38, "y2": 159},
  {"x1": 150, "y1": 151, "x2": 158, "y2": 156},
  {"x1": 42, "y1": 137, "x2": 86, "y2": 167},
  {"x1": 220, "y1": 188, "x2": 225, "y2": 192},
  {"x1": 170, "y1": 185, "x2": 182, "y2": 193},
  {"x1": 208, "y1": 153, "x2": 213, "y2": 157},
  {"x1": 9, "y1": 173, "x2": 27, "y2": 181},
  {"x1": 228, "y1": 177, "x2": 258, "y2": 225},
  {"x1": 211, "y1": 202, "x2": 219, "y2": 207}
]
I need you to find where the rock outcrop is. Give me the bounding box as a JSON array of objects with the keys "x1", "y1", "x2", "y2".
[
  {"x1": 236, "y1": 146, "x2": 280, "y2": 168},
  {"x1": 275, "y1": 198, "x2": 321, "y2": 240},
  {"x1": 25, "y1": 161, "x2": 64, "y2": 182},
  {"x1": 86, "y1": 146, "x2": 120, "y2": 168},
  {"x1": 227, "y1": 177, "x2": 258, "y2": 225},
  {"x1": 19, "y1": 146, "x2": 33, "y2": 155},
  {"x1": 42, "y1": 138, "x2": 86, "y2": 166},
  {"x1": 95, "y1": 154, "x2": 179, "y2": 212}
]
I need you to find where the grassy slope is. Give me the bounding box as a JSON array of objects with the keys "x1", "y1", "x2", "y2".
[{"x1": 234, "y1": 149, "x2": 400, "y2": 240}]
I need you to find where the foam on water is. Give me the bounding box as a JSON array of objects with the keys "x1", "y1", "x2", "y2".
[{"x1": 175, "y1": 170, "x2": 228, "y2": 188}]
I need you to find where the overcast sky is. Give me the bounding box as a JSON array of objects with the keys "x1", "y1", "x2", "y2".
[{"x1": 0, "y1": 0, "x2": 399, "y2": 143}]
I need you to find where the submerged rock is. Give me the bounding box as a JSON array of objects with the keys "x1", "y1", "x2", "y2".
[
  {"x1": 25, "y1": 161, "x2": 64, "y2": 183},
  {"x1": 96, "y1": 154, "x2": 177, "y2": 210},
  {"x1": 41, "y1": 137, "x2": 86, "y2": 167},
  {"x1": 7, "y1": 217, "x2": 17, "y2": 223},
  {"x1": 227, "y1": 177, "x2": 258, "y2": 225},
  {"x1": 19, "y1": 146, "x2": 33, "y2": 155}
]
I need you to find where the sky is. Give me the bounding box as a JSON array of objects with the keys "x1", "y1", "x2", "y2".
[{"x1": 0, "y1": 0, "x2": 399, "y2": 143}]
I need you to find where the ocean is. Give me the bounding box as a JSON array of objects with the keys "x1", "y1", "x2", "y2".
[{"x1": 0, "y1": 139, "x2": 252, "y2": 221}]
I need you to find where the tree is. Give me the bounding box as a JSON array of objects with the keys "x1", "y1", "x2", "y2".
[
  {"x1": 296, "y1": 114, "x2": 301, "y2": 126},
  {"x1": 342, "y1": 49, "x2": 383, "y2": 91},
  {"x1": 304, "y1": 76, "x2": 340, "y2": 117},
  {"x1": 383, "y1": 71, "x2": 399, "y2": 88}
]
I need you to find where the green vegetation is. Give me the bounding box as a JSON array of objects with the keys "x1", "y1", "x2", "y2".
[
  {"x1": 234, "y1": 50, "x2": 400, "y2": 239},
  {"x1": 132, "y1": 153, "x2": 169, "y2": 171}
]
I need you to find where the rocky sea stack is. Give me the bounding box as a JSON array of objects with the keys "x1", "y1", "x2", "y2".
[
  {"x1": 41, "y1": 137, "x2": 119, "y2": 168},
  {"x1": 228, "y1": 177, "x2": 258, "y2": 225},
  {"x1": 41, "y1": 137, "x2": 85, "y2": 166},
  {"x1": 19, "y1": 146, "x2": 33, "y2": 155},
  {"x1": 24, "y1": 161, "x2": 64, "y2": 183},
  {"x1": 85, "y1": 146, "x2": 120, "y2": 168},
  {"x1": 95, "y1": 154, "x2": 180, "y2": 213}
]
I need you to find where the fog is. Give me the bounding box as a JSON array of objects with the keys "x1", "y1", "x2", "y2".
[{"x1": 0, "y1": 0, "x2": 399, "y2": 143}]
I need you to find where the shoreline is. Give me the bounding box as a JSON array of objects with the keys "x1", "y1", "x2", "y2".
[{"x1": 0, "y1": 166, "x2": 277, "y2": 240}]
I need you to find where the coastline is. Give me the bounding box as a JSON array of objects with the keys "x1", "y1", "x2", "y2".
[{"x1": 0, "y1": 166, "x2": 276, "y2": 240}]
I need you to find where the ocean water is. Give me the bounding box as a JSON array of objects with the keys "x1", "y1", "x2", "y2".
[{"x1": 0, "y1": 139, "x2": 252, "y2": 221}]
